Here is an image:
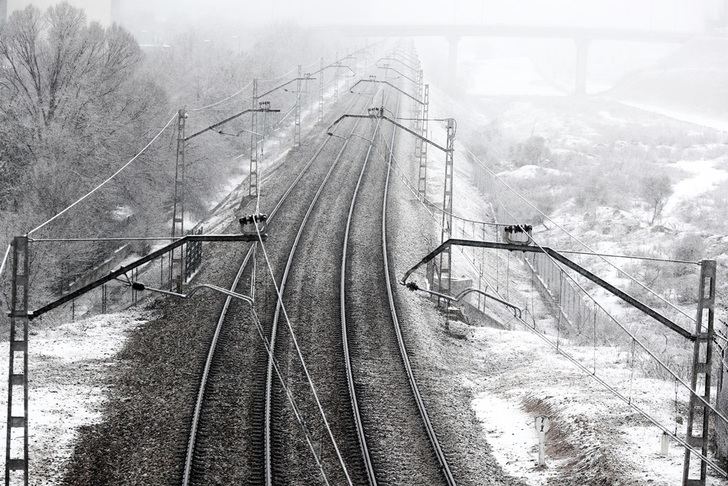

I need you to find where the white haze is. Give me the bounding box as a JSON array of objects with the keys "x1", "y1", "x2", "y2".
[{"x1": 117, "y1": 0, "x2": 722, "y2": 31}]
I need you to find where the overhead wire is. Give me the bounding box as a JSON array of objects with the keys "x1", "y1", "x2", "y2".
[
  {"x1": 478, "y1": 156, "x2": 728, "y2": 431},
  {"x1": 0, "y1": 243, "x2": 10, "y2": 279},
  {"x1": 512, "y1": 307, "x2": 728, "y2": 479},
  {"x1": 371, "y1": 123, "x2": 505, "y2": 293},
  {"x1": 249, "y1": 307, "x2": 331, "y2": 485},
  {"x1": 257, "y1": 65, "x2": 301, "y2": 84},
  {"x1": 190, "y1": 80, "x2": 255, "y2": 112},
  {"x1": 465, "y1": 146, "x2": 698, "y2": 324},
  {"x1": 190, "y1": 56, "x2": 333, "y2": 114},
  {"x1": 253, "y1": 220, "x2": 353, "y2": 485},
  {"x1": 371, "y1": 86, "x2": 728, "y2": 437},
  {"x1": 28, "y1": 113, "x2": 178, "y2": 236}
]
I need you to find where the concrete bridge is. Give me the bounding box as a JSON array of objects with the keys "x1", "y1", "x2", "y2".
[{"x1": 317, "y1": 24, "x2": 699, "y2": 94}]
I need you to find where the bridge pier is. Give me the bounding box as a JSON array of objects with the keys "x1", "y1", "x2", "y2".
[
  {"x1": 447, "y1": 35, "x2": 460, "y2": 89},
  {"x1": 574, "y1": 38, "x2": 590, "y2": 95}
]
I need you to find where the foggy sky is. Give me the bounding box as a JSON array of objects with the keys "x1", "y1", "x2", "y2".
[{"x1": 119, "y1": 0, "x2": 722, "y2": 32}]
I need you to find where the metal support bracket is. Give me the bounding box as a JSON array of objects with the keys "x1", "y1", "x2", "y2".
[
  {"x1": 401, "y1": 238, "x2": 695, "y2": 341},
  {"x1": 29, "y1": 234, "x2": 263, "y2": 320}
]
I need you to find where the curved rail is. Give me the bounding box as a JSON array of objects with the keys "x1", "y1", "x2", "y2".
[
  {"x1": 263, "y1": 91, "x2": 380, "y2": 486},
  {"x1": 381, "y1": 95, "x2": 458, "y2": 485},
  {"x1": 181, "y1": 91, "x2": 366, "y2": 486},
  {"x1": 339, "y1": 103, "x2": 387, "y2": 486}
]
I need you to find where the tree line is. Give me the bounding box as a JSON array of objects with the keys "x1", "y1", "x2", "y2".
[{"x1": 0, "y1": 2, "x2": 341, "y2": 302}]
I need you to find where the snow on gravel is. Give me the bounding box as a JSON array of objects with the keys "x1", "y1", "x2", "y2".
[
  {"x1": 466, "y1": 324, "x2": 728, "y2": 485},
  {"x1": 416, "y1": 84, "x2": 728, "y2": 485},
  {"x1": 471, "y1": 393, "x2": 553, "y2": 486},
  {"x1": 0, "y1": 310, "x2": 152, "y2": 485}
]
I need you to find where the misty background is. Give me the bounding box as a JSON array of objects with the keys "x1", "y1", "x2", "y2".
[{"x1": 115, "y1": 0, "x2": 721, "y2": 30}]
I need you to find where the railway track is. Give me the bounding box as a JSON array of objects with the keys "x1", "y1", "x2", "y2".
[
  {"x1": 179, "y1": 87, "x2": 375, "y2": 485},
  {"x1": 262, "y1": 87, "x2": 389, "y2": 486},
  {"x1": 341, "y1": 90, "x2": 457, "y2": 485},
  {"x1": 181, "y1": 53, "x2": 455, "y2": 486}
]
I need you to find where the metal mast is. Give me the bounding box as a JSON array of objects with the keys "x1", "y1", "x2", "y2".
[
  {"x1": 683, "y1": 260, "x2": 717, "y2": 486},
  {"x1": 437, "y1": 118, "x2": 456, "y2": 303},
  {"x1": 4, "y1": 236, "x2": 29, "y2": 486},
  {"x1": 170, "y1": 108, "x2": 187, "y2": 291},
  {"x1": 413, "y1": 70, "x2": 423, "y2": 166},
  {"x1": 250, "y1": 79, "x2": 259, "y2": 197},
  {"x1": 318, "y1": 57, "x2": 324, "y2": 123},
  {"x1": 295, "y1": 64, "x2": 302, "y2": 148},
  {"x1": 417, "y1": 84, "x2": 430, "y2": 199}
]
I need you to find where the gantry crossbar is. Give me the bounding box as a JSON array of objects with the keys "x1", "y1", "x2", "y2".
[
  {"x1": 28, "y1": 234, "x2": 263, "y2": 320},
  {"x1": 400, "y1": 238, "x2": 694, "y2": 341}
]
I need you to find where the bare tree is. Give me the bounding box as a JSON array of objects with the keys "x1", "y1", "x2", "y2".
[
  {"x1": 639, "y1": 174, "x2": 673, "y2": 225},
  {"x1": 510, "y1": 135, "x2": 551, "y2": 167},
  {"x1": 0, "y1": 4, "x2": 167, "y2": 219},
  {"x1": 0, "y1": 4, "x2": 141, "y2": 135}
]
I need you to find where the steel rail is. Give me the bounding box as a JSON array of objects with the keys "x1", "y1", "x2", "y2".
[
  {"x1": 263, "y1": 88, "x2": 379, "y2": 486},
  {"x1": 381, "y1": 94, "x2": 458, "y2": 485},
  {"x1": 180, "y1": 247, "x2": 254, "y2": 486},
  {"x1": 181, "y1": 90, "x2": 367, "y2": 486},
  {"x1": 339, "y1": 94, "x2": 389, "y2": 486}
]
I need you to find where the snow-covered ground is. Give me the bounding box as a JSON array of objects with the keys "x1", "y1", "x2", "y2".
[
  {"x1": 418, "y1": 72, "x2": 728, "y2": 483},
  {"x1": 467, "y1": 325, "x2": 718, "y2": 485},
  {"x1": 0, "y1": 311, "x2": 152, "y2": 485},
  {"x1": 0, "y1": 67, "x2": 355, "y2": 485}
]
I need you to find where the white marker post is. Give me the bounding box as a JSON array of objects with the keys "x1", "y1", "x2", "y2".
[
  {"x1": 660, "y1": 431, "x2": 669, "y2": 457},
  {"x1": 535, "y1": 416, "x2": 550, "y2": 467}
]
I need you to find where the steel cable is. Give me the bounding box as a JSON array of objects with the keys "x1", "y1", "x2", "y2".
[
  {"x1": 480, "y1": 161, "x2": 728, "y2": 430},
  {"x1": 28, "y1": 113, "x2": 178, "y2": 236},
  {"x1": 465, "y1": 146, "x2": 699, "y2": 324},
  {"x1": 253, "y1": 220, "x2": 354, "y2": 486},
  {"x1": 190, "y1": 80, "x2": 255, "y2": 112},
  {"x1": 249, "y1": 308, "x2": 331, "y2": 486},
  {"x1": 0, "y1": 243, "x2": 11, "y2": 279}
]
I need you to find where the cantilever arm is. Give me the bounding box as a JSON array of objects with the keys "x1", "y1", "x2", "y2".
[
  {"x1": 326, "y1": 109, "x2": 450, "y2": 153},
  {"x1": 376, "y1": 64, "x2": 420, "y2": 84},
  {"x1": 131, "y1": 282, "x2": 255, "y2": 306},
  {"x1": 350, "y1": 79, "x2": 424, "y2": 106},
  {"x1": 29, "y1": 234, "x2": 263, "y2": 319},
  {"x1": 308, "y1": 62, "x2": 356, "y2": 77},
  {"x1": 405, "y1": 282, "x2": 522, "y2": 319},
  {"x1": 377, "y1": 56, "x2": 419, "y2": 74},
  {"x1": 259, "y1": 76, "x2": 316, "y2": 99},
  {"x1": 186, "y1": 108, "x2": 281, "y2": 141},
  {"x1": 400, "y1": 238, "x2": 694, "y2": 341},
  {"x1": 390, "y1": 49, "x2": 420, "y2": 65}
]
